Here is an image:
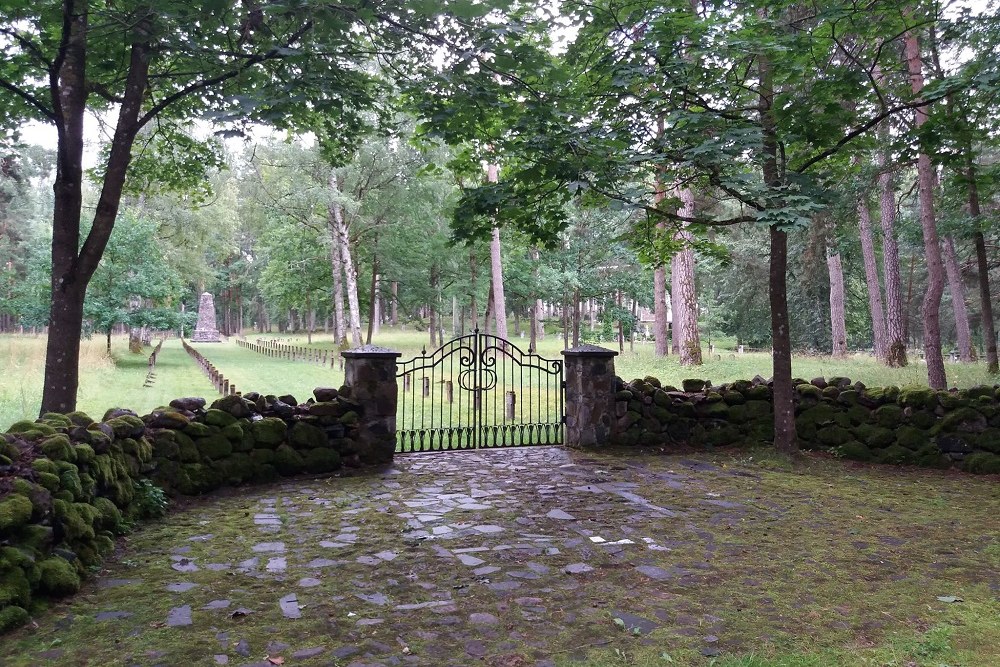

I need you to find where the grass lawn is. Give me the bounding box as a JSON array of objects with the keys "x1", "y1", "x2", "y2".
[
  {"x1": 3, "y1": 328, "x2": 997, "y2": 428},
  {"x1": 3, "y1": 448, "x2": 998, "y2": 666}
]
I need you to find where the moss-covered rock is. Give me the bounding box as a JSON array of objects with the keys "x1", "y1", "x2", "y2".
[
  {"x1": 816, "y1": 425, "x2": 851, "y2": 447},
  {"x1": 939, "y1": 407, "x2": 987, "y2": 433},
  {"x1": 743, "y1": 400, "x2": 771, "y2": 419},
  {"x1": 851, "y1": 424, "x2": 895, "y2": 448},
  {"x1": 0, "y1": 494, "x2": 33, "y2": 532},
  {"x1": 250, "y1": 448, "x2": 275, "y2": 466},
  {"x1": 873, "y1": 404, "x2": 904, "y2": 428},
  {"x1": 204, "y1": 409, "x2": 238, "y2": 427},
  {"x1": 796, "y1": 384, "x2": 823, "y2": 400},
  {"x1": 151, "y1": 433, "x2": 180, "y2": 459},
  {"x1": 273, "y1": 444, "x2": 305, "y2": 476},
  {"x1": 290, "y1": 421, "x2": 327, "y2": 449},
  {"x1": 864, "y1": 386, "x2": 899, "y2": 404},
  {"x1": 106, "y1": 414, "x2": 145, "y2": 439},
  {"x1": 722, "y1": 391, "x2": 745, "y2": 406},
  {"x1": 221, "y1": 422, "x2": 245, "y2": 443},
  {"x1": 682, "y1": 379, "x2": 706, "y2": 393},
  {"x1": 58, "y1": 467, "x2": 84, "y2": 500},
  {"x1": 876, "y1": 444, "x2": 914, "y2": 465},
  {"x1": 37, "y1": 557, "x2": 81, "y2": 597},
  {"x1": 176, "y1": 434, "x2": 201, "y2": 463},
  {"x1": 303, "y1": 447, "x2": 342, "y2": 473},
  {"x1": 0, "y1": 567, "x2": 30, "y2": 608},
  {"x1": 965, "y1": 385, "x2": 996, "y2": 400},
  {"x1": 196, "y1": 434, "x2": 233, "y2": 460},
  {"x1": 41, "y1": 435, "x2": 75, "y2": 462},
  {"x1": 908, "y1": 409, "x2": 937, "y2": 430},
  {"x1": 177, "y1": 463, "x2": 220, "y2": 494},
  {"x1": 963, "y1": 452, "x2": 1000, "y2": 474},
  {"x1": 145, "y1": 410, "x2": 190, "y2": 429},
  {"x1": 6, "y1": 420, "x2": 56, "y2": 436},
  {"x1": 252, "y1": 417, "x2": 287, "y2": 447},
  {"x1": 895, "y1": 426, "x2": 931, "y2": 451},
  {"x1": 838, "y1": 440, "x2": 873, "y2": 461},
  {"x1": 182, "y1": 421, "x2": 213, "y2": 438},
  {"x1": 92, "y1": 497, "x2": 124, "y2": 534},
  {"x1": 0, "y1": 605, "x2": 29, "y2": 633},
  {"x1": 210, "y1": 395, "x2": 254, "y2": 418},
  {"x1": 898, "y1": 386, "x2": 936, "y2": 410}
]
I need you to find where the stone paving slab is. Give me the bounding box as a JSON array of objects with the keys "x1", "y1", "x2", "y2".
[{"x1": 4, "y1": 447, "x2": 999, "y2": 666}]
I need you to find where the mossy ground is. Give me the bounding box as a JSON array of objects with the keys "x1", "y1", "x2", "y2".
[{"x1": 5, "y1": 447, "x2": 998, "y2": 666}]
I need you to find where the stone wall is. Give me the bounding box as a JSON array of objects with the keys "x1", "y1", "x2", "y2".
[
  {"x1": 613, "y1": 375, "x2": 1000, "y2": 474},
  {"x1": 0, "y1": 385, "x2": 383, "y2": 633}
]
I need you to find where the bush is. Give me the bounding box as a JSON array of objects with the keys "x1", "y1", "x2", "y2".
[{"x1": 131, "y1": 479, "x2": 168, "y2": 519}]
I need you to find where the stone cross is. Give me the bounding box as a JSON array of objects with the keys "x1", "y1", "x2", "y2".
[{"x1": 191, "y1": 292, "x2": 222, "y2": 342}]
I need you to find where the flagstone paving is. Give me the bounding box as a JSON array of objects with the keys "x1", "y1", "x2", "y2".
[{"x1": 5, "y1": 448, "x2": 999, "y2": 666}]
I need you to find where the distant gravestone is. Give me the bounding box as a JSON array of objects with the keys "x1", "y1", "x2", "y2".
[{"x1": 191, "y1": 292, "x2": 222, "y2": 342}]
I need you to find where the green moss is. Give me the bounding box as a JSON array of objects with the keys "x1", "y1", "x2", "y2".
[
  {"x1": 615, "y1": 390, "x2": 633, "y2": 401},
  {"x1": 65, "y1": 411, "x2": 94, "y2": 427},
  {"x1": 838, "y1": 440, "x2": 873, "y2": 461},
  {"x1": 290, "y1": 421, "x2": 327, "y2": 449},
  {"x1": 963, "y1": 452, "x2": 1000, "y2": 474},
  {"x1": 7, "y1": 420, "x2": 56, "y2": 436},
  {"x1": 939, "y1": 407, "x2": 987, "y2": 432},
  {"x1": 815, "y1": 425, "x2": 851, "y2": 447},
  {"x1": 221, "y1": 422, "x2": 245, "y2": 443},
  {"x1": 821, "y1": 386, "x2": 840, "y2": 399},
  {"x1": 796, "y1": 404, "x2": 838, "y2": 427},
  {"x1": 196, "y1": 434, "x2": 233, "y2": 460},
  {"x1": 302, "y1": 447, "x2": 342, "y2": 473},
  {"x1": 204, "y1": 409, "x2": 237, "y2": 427},
  {"x1": 73, "y1": 443, "x2": 95, "y2": 464},
  {"x1": 915, "y1": 443, "x2": 950, "y2": 469},
  {"x1": 0, "y1": 494, "x2": 33, "y2": 532},
  {"x1": 745, "y1": 385, "x2": 770, "y2": 400},
  {"x1": 339, "y1": 411, "x2": 359, "y2": 425},
  {"x1": 177, "y1": 436, "x2": 201, "y2": 463},
  {"x1": 682, "y1": 379, "x2": 706, "y2": 392},
  {"x1": 873, "y1": 404, "x2": 904, "y2": 428},
  {"x1": 59, "y1": 467, "x2": 84, "y2": 500},
  {"x1": 249, "y1": 448, "x2": 275, "y2": 465},
  {"x1": 152, "y1": 434, "x2": 180, "y2": 459},
  {"x1": 964, "y1": 385, "x2": 996, "y2": 400},
  {"x1": 796, "y1": 384, "x2": 822, "y2": 399},
  {"x1": 744, "y1": 400, "x2": 771, "y2": 418},
  {"x1": 700, "y1": 401, "x2": 729, "y2": 419},
  {"x1": 722, "y1": 391, "x2": 745, "y2": 406},
  {"x1": 895, "y1": 426, "x2": 930, "y2": 450},
  {"x1": 0, "y1": 567, "x2": 30, "y2": 607},
  {"x1": 836, "y1": 389, "x2": 859, "y2": 405},
  {"x1": 899, "y1": 386, "x2": 936, "y2": 409},
  {"x1": 182, "y1": 421, "x2": 213, "y2": 438},
  {"x1": 178, "y1": 463, "x2": 220, "y2": 494},
  {"x1": 972, "y1": 429, "x2": 1000, "y2": 453},
  {"x1": 213, "y1": 452, "x2": 256, "y2": 485},
  {"x1": 864, "y1": 386, "x2": 899, "y2": 403},
  {"x1": 37, "y1": 557, "x2": 81, "y2": 597},
  {"x1": 106, "y1": 415, "x2": 145, "y2": 439},
  {"x1": 876, "y1": 444, "x2": 914, "y2": 465},
  {"x1": 851, "y1": 424, "x2": 895, "y2": 448},
  {"x1": 0, "y1": 605, "x2": 29, "y2": 632},
  {"x1": 41, "y1": 434, "x2": 75, "y2": 462},
  {"x1": 92, "y1": 497, "x2": 125, "y2": 534},
  {"x1": 908, "y1": 410, "x2": 937, "y2": 429},
  {"x1": 273, "y1": 444, "x2": 305, "y2": 476},
  {"x1": 252, "y1": 417, "x2": 287, "y2": 446},
  {"x1": 936, "y1": 391, "x2": 967, "y2": 410}
]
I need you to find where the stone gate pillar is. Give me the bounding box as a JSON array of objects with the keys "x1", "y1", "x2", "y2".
[
  {"x1": 561, "y1": 345, "x2": 619, "y2": 448},
  {"x1": 341, "y1": 345, "x2": 401, "y2": 464}
]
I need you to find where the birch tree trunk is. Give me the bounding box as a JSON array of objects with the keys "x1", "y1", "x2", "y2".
[
  {"x1": 906, "y1": 29, "x2": 946, "y2": 389},
  {"x1": 676, "y1": 188, "x2": 701, "y2": 365},
  {"x1": 942, "y1": 236, "x2": 972, "y2": 362},
  {"x1": 488, "y1": 162, "x2": 508, "y2": 340},
  {"x1": 391, "y1": 281, "x2": 398, "y2": 326},
  {"x1": 857, "y1": 192, "x2": 888, "y2": 360},
  {"x1": 327, "y1": 171, "x2": 362, "y2": 347},
  {"x1": 828, "y1": 252, "x2": 847, "y2": 357}
]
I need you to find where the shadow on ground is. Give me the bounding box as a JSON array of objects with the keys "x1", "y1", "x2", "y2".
[{"x1": 6, "y1": 447, "x2": 1000, "y2": 666}]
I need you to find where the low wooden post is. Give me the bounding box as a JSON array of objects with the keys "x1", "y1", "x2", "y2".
[
  {"x1": 422, "y1": 376, "x2": 430, "y2": 397},
  {"x1": 445, "y1": 380, "x2": 453, "y2": 403},
  {"x1": 505, "y1": 391, "x2": 516, "y2": 420}
]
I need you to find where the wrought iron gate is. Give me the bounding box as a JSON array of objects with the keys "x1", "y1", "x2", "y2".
[{"x1": 396, "y1": 331, "x2": 564, "y2": 452}]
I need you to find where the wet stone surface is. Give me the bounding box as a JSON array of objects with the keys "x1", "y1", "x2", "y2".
[{"x1": 6, "y1": 447, "x2": 999, "y2": 666}]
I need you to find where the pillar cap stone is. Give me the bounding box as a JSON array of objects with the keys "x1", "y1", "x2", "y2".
[
  {"x1": 341, "y1": 345, "x2": 402, "y2": 359},
  {"x1": 561, "y1": 344, "x2": 618, "y2": 358}
]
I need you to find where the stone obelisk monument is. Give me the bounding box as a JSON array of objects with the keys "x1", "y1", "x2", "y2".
[{"x1": 191, "y1": 292, "x2": 222, "y2": 342}]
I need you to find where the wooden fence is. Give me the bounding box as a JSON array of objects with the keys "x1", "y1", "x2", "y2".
[
  {"x1": 236, "y1": 337, "x2": 338, "y2": 368},
  {"x1": 143, "y1": 339, "x2": 164, "y2": 388},
  {"x1": 182, "y1": 339, "x2": 239, "y2": 396}
]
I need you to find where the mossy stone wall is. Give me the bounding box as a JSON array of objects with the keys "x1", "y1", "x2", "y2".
[
  {"x1": 0, "y1": 385, "x2": 379, "y2": 633},
  {"x1": 613, "y1": 375, "x2": 1000, "y2": 474}
]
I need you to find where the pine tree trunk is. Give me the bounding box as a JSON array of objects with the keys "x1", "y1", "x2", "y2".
[
  {"x1": 391, "y1": 281, "x2": 398, "y2": 326},
  {"x1": 942, "y1": 235, "x2": 972, "y2": 361},
  {"x1": 670, "y1": 266, "x2": 682, "y2": 354},
  {"x1": 828, "y1": 252, "x2": 847, "y2": 357},
  {"x1": 906, "y1": 29, "x2": 947, "y2": 389},
  {"x1": 572, "y1": 286, "x2": 581, "y2": 347},
  {"x1": 327, "y1": 178, "x2": 347, "y2": 345},
  {"x1": 366, "y1": 249, "x2": 379, "y2": 345},
  {"x1": 857, "y1": 192, "x2": 887, "y2": 360},
  {"x1": 967, "y1": 156, "x2": 998, "y2": 372},
  {"x1": 469, "y1": 250, "x2": 479, "y2": 331},
  {"x1": 875, "y1": 68, "x2": 908, "y2": 367}
]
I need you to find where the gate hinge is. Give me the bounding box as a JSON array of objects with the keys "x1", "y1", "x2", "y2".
[
  {"x1": 561, "y1": 380, "x2": 566, "y2": 389},
  {"x1": 561, "y1": 415, "x2": 567, "y2": 424}
]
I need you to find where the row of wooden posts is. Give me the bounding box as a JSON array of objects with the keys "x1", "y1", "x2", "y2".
[
  {"x1": 402, "y1": 374, "x2": 517, "y2": 419},
  {"x1": 236, "y1": 337, "x2": 341, "y2": 368},
  {"x1": 182, "y1": 339, "x2": 239, "y2": 396},
  {"x1": 143, "y1": 339, "x2": 164, "y2": 388}
]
